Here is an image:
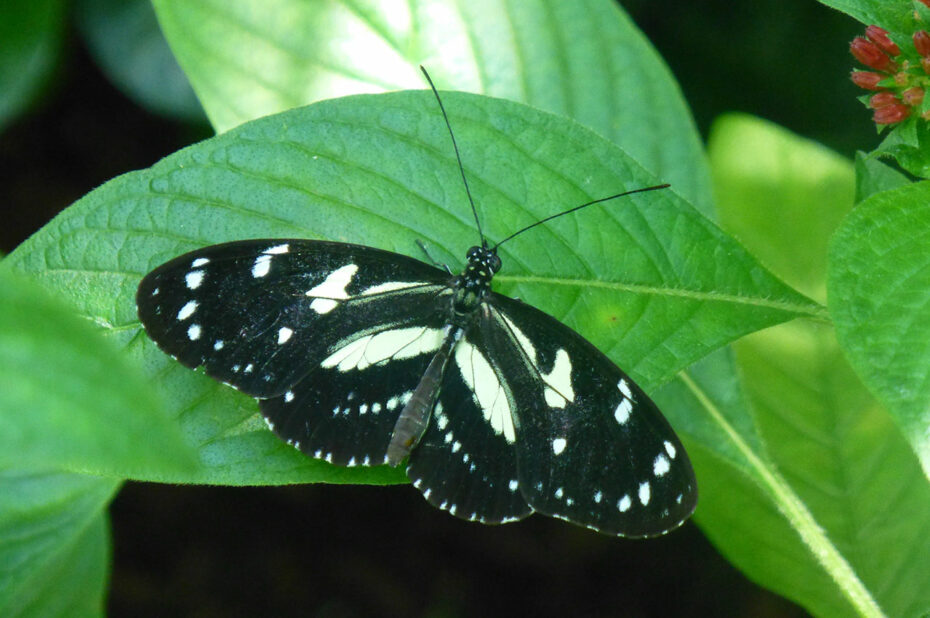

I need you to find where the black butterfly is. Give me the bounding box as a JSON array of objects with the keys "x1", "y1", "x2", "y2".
[{"x1": 136, "y1": 69, "x2": 697, "y2": 537}]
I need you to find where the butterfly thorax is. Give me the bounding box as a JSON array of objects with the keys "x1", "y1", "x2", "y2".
[{"x1": 451, "y1": 245, "x2": 501, "y2": 316}]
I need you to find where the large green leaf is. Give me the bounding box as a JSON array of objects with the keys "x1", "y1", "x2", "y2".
[
  {"x1": 706, "y1": 113, "x2": 930, "y2": 618},
  {"x1": 0, "y1": 269, "x2": 197, "y2": 478},
  {"x1": 8, "y1": 91, "x2": 818, "y2": 485},
  {"x1": 0, "y1": 471, "x2": 117, "y2": 617},
  {"x1": 0, "y1": 0, "x2": 65, "y2": 132},
  {"x1": 152, "y1": 0, "x2": 713, "y2": 215},
  {"x1": 828, "y1": 182, "x2": 930, "y2": 478}
]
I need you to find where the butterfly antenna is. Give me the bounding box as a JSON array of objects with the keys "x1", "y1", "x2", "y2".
[
  {"x1": 491, "y1": 184, "x2": 671, "y2": 250},
  {"x1": 420, "y1": 66, "x2": 486, "y2": 247}
]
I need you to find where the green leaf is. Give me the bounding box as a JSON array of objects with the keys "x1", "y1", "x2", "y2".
[
  {"x1": 7, "y1": 91, "x2": 817, "y2": 485},
  {"x1": 152, "y1": 0, "x2": 713, "y2": 215},
  {"x1": 828, "y1": 181, "x2": 930, "y2": 478},
  {"x1": 706, "y1": 113, "x2": 930, "y2": 618},
  {"x1": 0, "y1": 0, "x2": 65, "y2": 132},
  {"x1": 709, "y1": 113, "x2": 856, "y2": 303},
  {"x1": 75, "y1": 0, "x2": 205, "y2": 122},
  {"x1": 873, "y1": 120, "x2": 930, "y2": 179},
  {"x1": 815, "y1": 0, "x2": 915, "y2": 32},
  {"x1": 0, "y1": 268, "x2": 198, "y2": 478},
  {"x1": 854, "y1": 151, "x2": 910, "y2": 202},
  {"x1": 0, "y1": 471, "x2": 117, "y2": 617}
]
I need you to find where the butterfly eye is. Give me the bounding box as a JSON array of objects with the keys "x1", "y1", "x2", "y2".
[{"x1": 488, "y1": 254, "x2": 502, "y2": 273}]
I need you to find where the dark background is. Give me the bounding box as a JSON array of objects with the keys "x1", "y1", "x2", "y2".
[{"x1": 2, "y1": 0, "x2": 872, "y2": 615}]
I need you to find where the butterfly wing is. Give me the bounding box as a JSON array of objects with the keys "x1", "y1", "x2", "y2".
[
  {"x1": 483, "y1": 294, "x2": 697, "y2": 537},
  {"x1": 405, "y1": 324, "x2": 534, "y2": 524},
  {"x1": 136, "y1": 239, "x2": 449, "y2": 398}
]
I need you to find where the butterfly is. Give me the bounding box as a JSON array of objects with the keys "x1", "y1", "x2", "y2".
[{"x1": 136, "y1": 68, "x2": 697, "y2": 537}]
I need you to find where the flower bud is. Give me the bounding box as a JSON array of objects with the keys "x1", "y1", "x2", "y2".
[
  {"x1": 865, "y1": 26, "x2": 901, "y2": 56},
  {"x1": 902, "y1": 87, "x2": 925, "y2": 106},
  {"x1": 873, "y1": 103, "x2": 910, "y2": 124},
  {"x1": 869, "y1": 92, "x2": 899, "y2": 108},
  {"x1": 850, "y1": 71, "x2": 885, "y2": 90},
  {"x1": 923, "y1": 57, "x2": 930, "y2": 74},
  {"x1": 850, "y1": 37, "x2": 894, "y2": 71},
  {"x1": 915, "y1": 31, "x2": 930, "y2": 57}
]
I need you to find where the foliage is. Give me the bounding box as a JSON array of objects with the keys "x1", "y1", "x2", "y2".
[{"x1": 2, "y1": 0, "x2": 929, "y2": 616}]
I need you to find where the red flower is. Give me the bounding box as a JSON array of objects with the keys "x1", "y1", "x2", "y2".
[
  {"x1": 850, "y1": 37, "x2": 894, "y2": 71},
  {"x1": 850, "y1": 71, "x2": 885, "y2": 90},
  {"x1": 873, "y1": 103, "x2": 911, "y2": 124},
  {"x1": 915, "y1": 31, "x2": 930, "y2": 57},
  {"x1": 869, "y1": 92, "x2": 899, "y2": 108},
  {"x1": 866, "y1": 25, "x2": 901, "y2": 55}
]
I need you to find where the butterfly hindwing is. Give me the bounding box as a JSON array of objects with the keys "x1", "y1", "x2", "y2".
[
  {"x1": 406, "y1": 325, "x2": 533, "y2": 524},
  {"x1": 136, "y1": 240, "x2": 448, "y2": 397},
  {"x1": 483, "y1": 295, "x2": 697, "y2": 537}
]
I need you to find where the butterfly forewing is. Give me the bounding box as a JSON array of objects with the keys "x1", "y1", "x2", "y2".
[
  {"x1": 137, "y1": 240, "x2": 448, "y2": 398},
  {"x1": 483, "y1": 295, "x2": 697, "y2": 537}
]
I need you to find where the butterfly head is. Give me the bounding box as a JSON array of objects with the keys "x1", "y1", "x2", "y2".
[{"x1": 451, "y1": 245, "x2": 501, "y2": 314}]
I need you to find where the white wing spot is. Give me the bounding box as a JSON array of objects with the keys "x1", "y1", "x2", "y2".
[
  {"x1": 284, "y1": 391, "x2": 294, "y2": 403},
  {"x1": 654, "y1": 454, "x2": 671, "y2": 477},
  {"x1": 244, "y1": 363, "x2": 254, "y2": 374},
  {"x1": 618, "y1": 495, "x2": 632, "y2": 512},
  {"x1": 192, "y1": 258, "x2": 209, "y2": 268},
  {"x1": 594, "y1": 491, "x2": 603, "y2": 504},
  {"x1": 372, "y1": 402, "x2": 382, "y2": 413},
  {"x1": 359, "y1": 403, "x2": 368, "y2": 415},
  {"x1": 251, "y1": 254, "x2": 272, "y2": 278},
  {"x1": 151, "y1": 287, "x2": 159, "y2": 296},
  {"x1": 361, "y1": 281, "x2": 428, "y2": 295},
  {"x1": 277, "y1": 327, "x2": 294, "y2": 344},
  {"x1": 551, "y1": 437, "x2": 567, "y2": 455},
  {"x1": 454, "y1": 341, "x2": 516, "y2": 443},
  {"x1": 614, "y1": 398, "x2": 633, "y2": 425},
  {"x1": 639, "y1": 481, "x2": 651, "y2": 506},
  {"x1": 306, "y1": 264, "x2": 358, "y2": 314},
  {"x1": 664, "y1": 440, "x2": 677, "y2": 459},
  {"x1": 452, "y1": 441, "x2": 462, "y2": 453},
  {"x1": 213, "y1": 340, "x2": 224, "y2": 351},
  {"x1": 554, "y1": 487, "x2": 564, "y2": 499},
  {"x1": 386, "y1": 395, "x2": 399, "y2": 411},
  {"x1": 508, "y1": 479, "x2": 519, "y2": 492},
  {"x1": 264, "y1": 243, "x2": 289, "y2": 255},
  {"x1": 185, "y1": 270, "x2": 204, "y2": 290},
  {"x1": 322, "y1": 327, "x2": 445, "y2": 372},
  {"x1": 187, "y1": 324, "x2": 201, "y2": 340},
  {"x1": 617, "y1": 379, "x2": 633, "y2": 399},
  {"x1": 542, "y1": 349, "x2": 574, "y2": 408},
  {"x1": 177, "y1": 300, "x2": 198, "y2": 321}
]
